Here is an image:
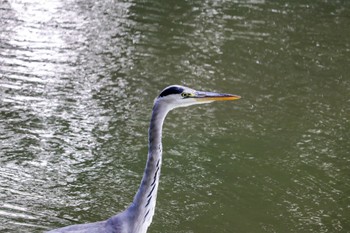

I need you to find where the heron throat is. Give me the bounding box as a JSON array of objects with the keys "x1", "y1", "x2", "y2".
[{"x1": 129, "y1": 101, "x2": 170, "y2": 233}]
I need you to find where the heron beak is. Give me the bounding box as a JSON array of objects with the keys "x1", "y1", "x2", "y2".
[{"x1": 194, "y1": 91, "x2": 241, "y2": 102}]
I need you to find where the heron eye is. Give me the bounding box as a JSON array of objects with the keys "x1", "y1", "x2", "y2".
[{"x1": 181, "y1": 92, "x2": 190, "y2": 98}]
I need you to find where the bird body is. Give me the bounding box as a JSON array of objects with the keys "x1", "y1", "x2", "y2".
[{"x1": 47, "y1": 85, "x2": 240, "y2": 233}]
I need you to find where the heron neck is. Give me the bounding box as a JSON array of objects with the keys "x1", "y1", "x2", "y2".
[{"x1": 128, "y1": 102, "x2": 169, "y2": 231}]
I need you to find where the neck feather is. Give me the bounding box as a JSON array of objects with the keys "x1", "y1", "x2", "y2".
[{"x1": 127, "y1": 102, "x2": 169, "y2": 232}]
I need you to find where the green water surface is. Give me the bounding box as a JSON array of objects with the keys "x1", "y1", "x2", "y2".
[{"x1": 0, "y1": 0, "x2": 349, "y2": 232}]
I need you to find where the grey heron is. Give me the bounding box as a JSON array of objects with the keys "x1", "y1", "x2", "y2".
[{"x1": 47, "y1": 85, "x2": 241, "y2": 233}]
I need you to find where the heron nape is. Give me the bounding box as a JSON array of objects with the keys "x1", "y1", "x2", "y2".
[{"x1": 47, "y1": 85, "x2": 241, "y2": 233}]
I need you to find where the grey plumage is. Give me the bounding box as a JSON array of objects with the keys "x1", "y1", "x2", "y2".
[{"x1": 46, "y1": 85, "x2": 240, "y2": 233}]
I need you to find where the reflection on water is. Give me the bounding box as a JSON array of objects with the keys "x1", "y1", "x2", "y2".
[{"x1": 1, "y1": 0, "x2": 349, "y2": 232}]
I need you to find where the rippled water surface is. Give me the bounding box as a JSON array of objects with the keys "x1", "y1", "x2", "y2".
[{"x1": 1, "y1": 0, "x2": 349, "y2": 232}]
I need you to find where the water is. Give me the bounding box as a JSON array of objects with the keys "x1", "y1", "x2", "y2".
[{"x1": 1, "y1": 0, "x2": 349, "y2": 232}]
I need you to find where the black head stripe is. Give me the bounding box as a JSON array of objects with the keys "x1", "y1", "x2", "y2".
[{"x1": 159, "y1": 86, "x2": 184, "y2": 97}]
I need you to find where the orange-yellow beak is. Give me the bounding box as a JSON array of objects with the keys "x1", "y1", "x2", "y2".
[{"x1": 194, "y1": 91, "x2": 241, "y2": 102}]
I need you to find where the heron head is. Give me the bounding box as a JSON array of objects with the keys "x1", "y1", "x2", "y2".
[{"x1": 155, "y1": 85, "x2": 241, "y2": 110}]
